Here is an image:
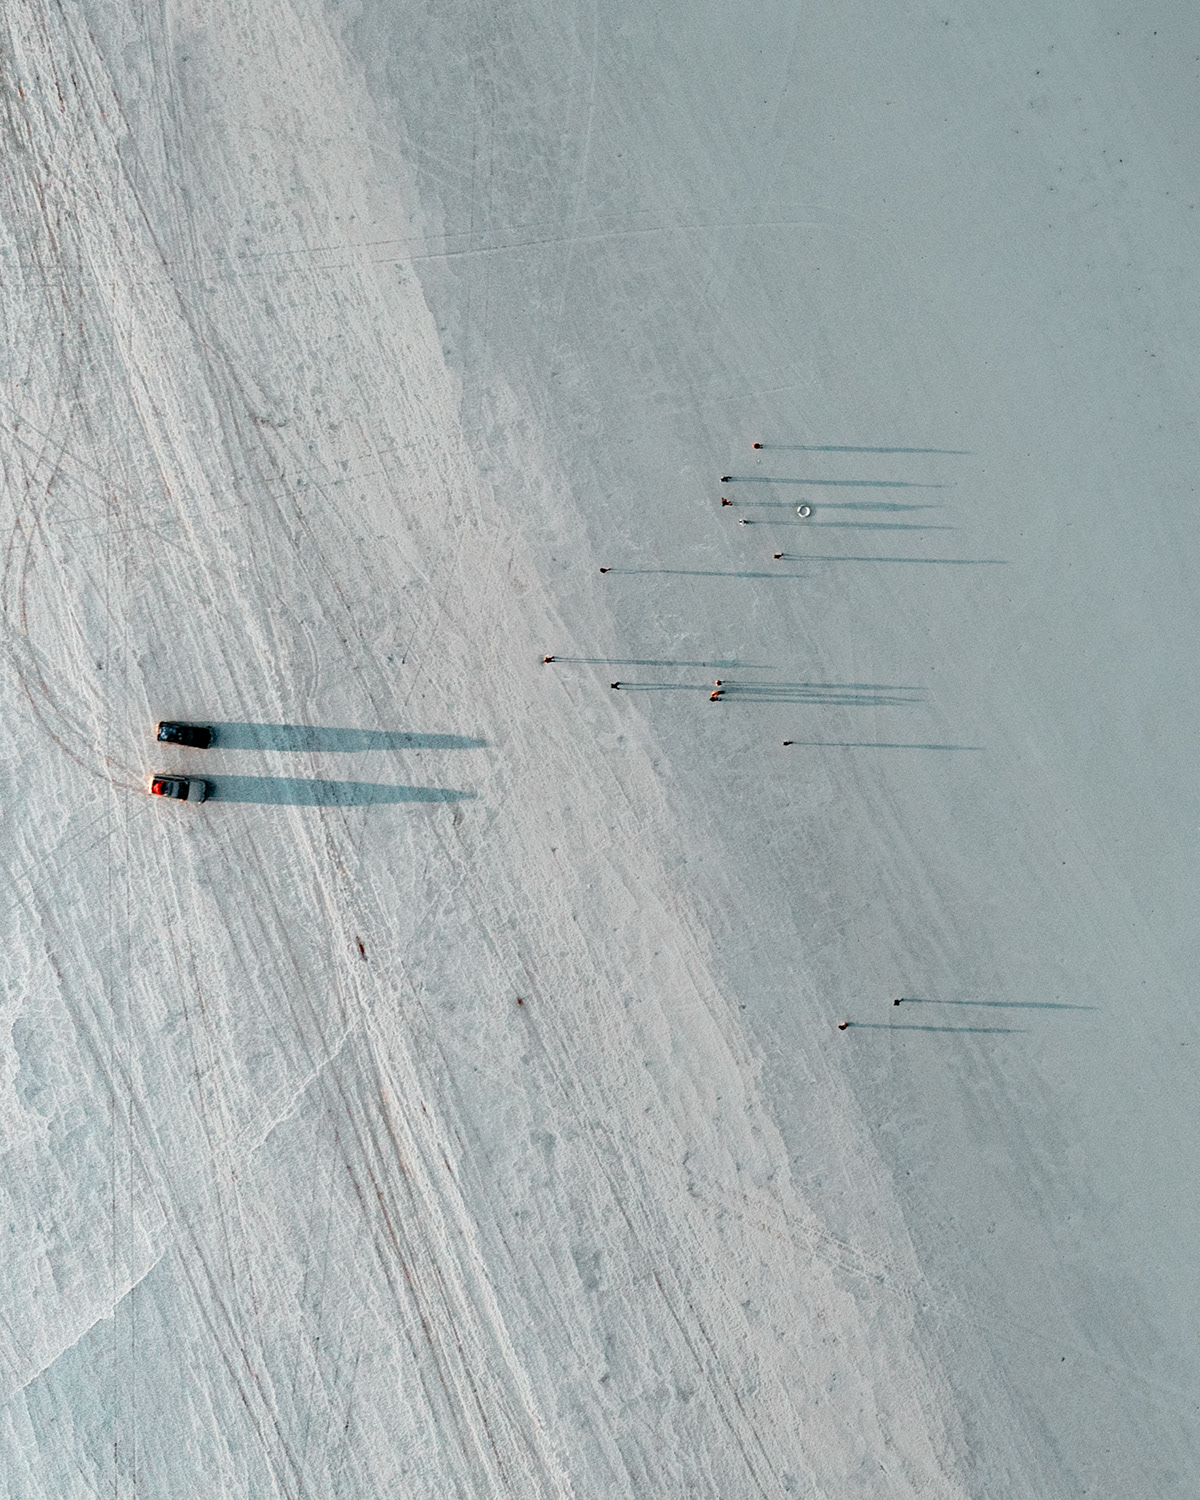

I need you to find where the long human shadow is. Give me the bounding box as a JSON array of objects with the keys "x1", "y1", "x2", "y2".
[
  {"x1": 614, "y1": 561, "x2": 1002, "y2": 574},
  {"x1": 213, "y1": 723, "x2": 485, "y2": 751},
  {"x1": 845, "y1": 1023, "x2": 1026, "y2": 1034},
  {"x1": 208, "y1": 777, "x2": 473, "y2": 806},
  {"x1": 751, "y1": 444, "x2": 969, "y2": 454},
  {"x1": 743, "y1": 500, "x2": 939, "y2": 513},
  {"x1": 794, "y1": 556, "x2": 1005, "y2": 566},
  {"x1": 610, "y1": 568, "x2": 809, "y2": 580},
  {"x1": 812, "y1": 502, "x2": 940, "y2": 512},
  {"x1": 618, "y1": 681, "x2": 922, "y2": 707},
  {"x1": 718, "y1": 694, "x2": 917, "y2": 706},
  {"x1": 722, "y1": 476, "x2": 946, "y2": 488},
  {"x1": 784, "y1": 741, "x2": 981, "y2": 751},
  {"x1": 790, "y1": 521, "x2": 956, "y2": 532},
  {"x1": 896, "y1": 997, "x2": 1096, "y2": 1012},
  {"x1": 553, "y1": 657, "x2": 770, "y2": 669},
  {"x1": 724, "y1": 681, "x2": 921, "y2": 705}
]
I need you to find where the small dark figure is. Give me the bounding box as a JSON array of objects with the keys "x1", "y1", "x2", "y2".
[
  {"x1": 600, "y1": 566, "x2": 611, "y2": 573},
  {"x1": 753, "y1": 442, "x2": 762, "y2": 449},
  {"x1": 611, "y1": 681, "x2": 620, "y2": 690},
  {"x1": 714, "y1": 679, "x2": 723, "y2": 687},
  {"x1": 837, "y1": 1021, "x2": 849, "y2": 1031},
  {"x1": 783, "y1": 740, "x2": 793, "y2": 746},
  {"x1": 543, "y1": 654, "x2": 556, "y2": 663},
  {"x1": 709, "y1": 690, "x2": 722, "y2": 701},
  {"x1": 516, "y1": 997, "x2": 524, "y2": 1006},
  {"x1": 721, "y1": 475, "x2": 732, "y2": 482},
  {"x1": 738, "y1": 517, "x2": 750, "y2": 526},
  {"x1": 773, "y1": 552, "x2": 783, "y2": 560},
  {"x1": 893, "y1": 997, "x2": 902, "y2": 1006},
  {"x1": 721, "y1": 497, "x2": 733, "y2": 506}
]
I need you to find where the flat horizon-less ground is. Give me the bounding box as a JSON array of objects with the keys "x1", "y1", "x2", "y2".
[{"x1": 2, "y1": 1, "x2": 1198, "y2": 1495}]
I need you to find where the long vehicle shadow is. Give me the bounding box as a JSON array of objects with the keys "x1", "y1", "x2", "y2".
[
  {"x1": 213, "y1": 723, "x2": 485, "y2": 751},
  {"x1": 208, "y1": 777, "x2": 473, "y2": 806}
]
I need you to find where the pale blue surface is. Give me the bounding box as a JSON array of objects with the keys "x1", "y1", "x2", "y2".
[{"x1": 346, "y1": 1, "x2": 1200, "y2": 1491}]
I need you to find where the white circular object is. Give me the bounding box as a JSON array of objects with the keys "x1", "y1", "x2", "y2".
[{"x1": 797, "y1": 505, "x2": 812, "y2": 518}]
